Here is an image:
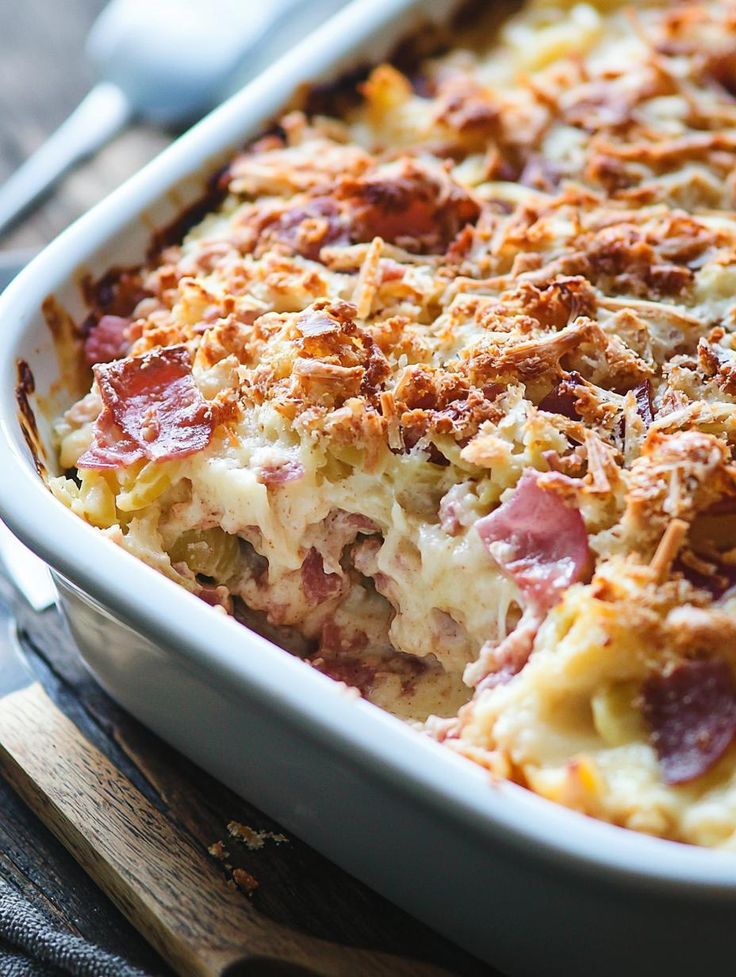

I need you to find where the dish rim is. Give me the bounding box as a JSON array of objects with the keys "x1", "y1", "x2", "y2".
[{"x1": 2, "y1": 0, "x2": 736, "y2": 894}]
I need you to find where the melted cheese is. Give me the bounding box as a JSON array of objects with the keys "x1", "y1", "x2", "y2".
[{"x1": 51, "y1": 0, "x2": 736, "y2": 846}]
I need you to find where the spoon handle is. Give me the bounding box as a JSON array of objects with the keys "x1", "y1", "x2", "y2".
[{"x1": 0, "y1": 81, "x2": 130, "y2": 236}]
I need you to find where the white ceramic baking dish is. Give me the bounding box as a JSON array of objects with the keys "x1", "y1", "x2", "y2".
[{"x1": 2, "y1": 2, "x2": 736, "y2": 974}]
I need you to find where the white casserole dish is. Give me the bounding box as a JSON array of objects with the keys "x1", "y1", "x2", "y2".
[{"x1": 2, "y1": 2, "x2": 736, "y2": 973}]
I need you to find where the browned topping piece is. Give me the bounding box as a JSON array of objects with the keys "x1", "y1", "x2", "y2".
[
  {"x1": 227, "y1": 820, "x2": 288, "y2": 850},
  {"x1": 633, "y1": 379, "x2": 654, "y2": 428},
  {"x1": 336, "y1": 158, "x2": 481, "y2": 253},
  {"x1": 232, "y1": 867, "x2": 260, "y2": 896},
  {"x1": 207, "y1": 841, "x2": 228, "y2": 861},
  {"x1": 259, "y1": 196, "x2": 348, "y2": 260},
  {"x1": 650, "y1": 518, "x2": 689, "y2": 583}
]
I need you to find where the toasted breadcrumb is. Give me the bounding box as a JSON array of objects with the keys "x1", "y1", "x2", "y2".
[
  {"x1": 207, "y1": 840, "x2": 229, "y2": 861},
  {"x1": 232, "y1": 868, "x2": 260, "y2": 896},
  {"x1": 227, "y1": 821, "x2": 289, "y2": 850}
]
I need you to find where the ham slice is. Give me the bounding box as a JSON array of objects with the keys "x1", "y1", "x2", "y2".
[
  {"x1": 256, "y1": 460, "x2": 305, "y2": 486},
  {"x1": 538, "y1": 381, "x2": 580, "y2": 420},
  {"x1": 642, "y1": 660, "x2": 736, "y2": 784},
  {"x1": 301, "y1": 548, "x2": 343, "y2": 605},
  {"x1": 633, "y1": 379, "x2": 654, "y2": 428},
  {"x1": 469, "y1": 471, "x2": 590, "y2": 687},
  {"x1": 84, "y1": 314, "x2": 131, "y2": 366},
  {"x1": 476, "y1": 470, "x2": 590, "y2": 616},
  {"x1": 78, "y1": 345, "x2": 218, "y2": 470}
]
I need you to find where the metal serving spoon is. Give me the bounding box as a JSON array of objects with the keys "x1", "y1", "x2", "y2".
[{"x1": 0, "y1": 0, "x2": 328, "y2": 236}]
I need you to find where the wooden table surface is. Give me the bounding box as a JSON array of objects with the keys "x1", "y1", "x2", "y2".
[
  {"x1": 0, "y1": 0, "x2": 170, "y2": 253},
  {"x1": 0, "y1": 4, "x2": 499, "y2": 975}
]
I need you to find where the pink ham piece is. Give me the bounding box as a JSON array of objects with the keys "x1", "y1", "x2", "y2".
[
  {"x1": 84, "y1": 315, "x2": 131, "y2": 366},
  {"x1": 642, "y1": 660, "x2": 736, "y2": 785},
  {"x1": 538, "y1": 371, "x2": 585, "y2": 421},
  {"x1": 256, "y1": 460, "x2": 305, "y2": 486},
  {"x1": 301, "y1": 548, "x2": 342, "y2": 605},
  {"x1": 470, "y1": 470, "x2": 590, "y2": 688},
  {"x1": 77, "y1": 345, "x2": 218, "y2": 470},
  {"x1": 633, "y1": 379, "x2": 654, "y2": 428},
  {"x1": 197, "y1": 584, "x2": 233, "y2": 614},
  {"x1": 538, "y1": 382, "x2": 580, "y2": 420},
  {"x1": 476, "y1": 470, "x2": 590, "y2": 616}
]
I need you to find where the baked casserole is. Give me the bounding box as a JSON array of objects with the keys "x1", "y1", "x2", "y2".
[{"x1": 49, "y1": 0, "x2": 736, "y2": 847}]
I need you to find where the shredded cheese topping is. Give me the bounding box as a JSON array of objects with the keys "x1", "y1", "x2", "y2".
[{"x1": 51, "y1": 0, "x2": 736, "y2": 847}]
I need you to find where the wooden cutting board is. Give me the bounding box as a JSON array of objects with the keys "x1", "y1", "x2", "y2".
[{"x1": 0, "y1": 578, "x2": 495, "y2": 976}]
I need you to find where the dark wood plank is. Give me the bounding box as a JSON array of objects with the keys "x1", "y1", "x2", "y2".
[
  {"x1": 3, "y1": 675, "x2": 471, "y2": 977},
  {"x1": 4, "y1": 579, "x2": 492, "y2": 976},
  {"x1": 0, "y1": 774, "x2": 175, "y2": 975}
]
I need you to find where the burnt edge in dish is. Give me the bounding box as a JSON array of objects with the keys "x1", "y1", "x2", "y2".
[
  {"x1": 74, "y1": 0, "x2": 486, "y2": 332},
  {"x1": 15, "y1": 359, "x2": 46, "y2": 477},
  {"x1": 19, "y1": 3, "x2": 481, "y2": 498}
]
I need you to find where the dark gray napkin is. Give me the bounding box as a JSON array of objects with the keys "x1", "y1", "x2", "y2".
[{"x1": 0, "y1": 877, "x2": 151, "y2": 977}]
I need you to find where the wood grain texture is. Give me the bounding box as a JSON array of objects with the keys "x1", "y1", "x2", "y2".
[
  {"x1": 0, "y1": 679, "x2": 460, "y2": 977},
  {"x1": 0, "y1": 576, "x2": 494, "y2": 977}
]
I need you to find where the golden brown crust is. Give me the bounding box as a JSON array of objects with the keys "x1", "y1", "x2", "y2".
[{"x1": 90, "y1": 1, "x2": 736, "y2": 617}]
